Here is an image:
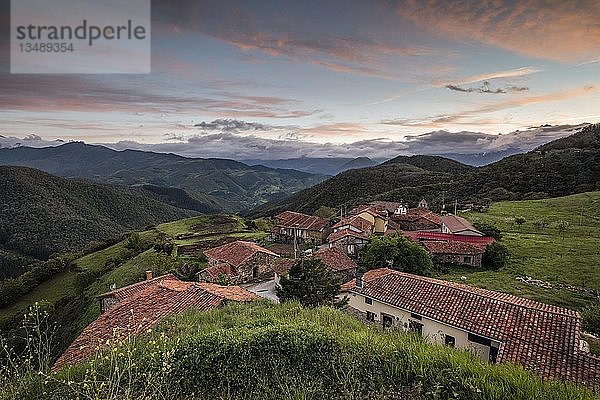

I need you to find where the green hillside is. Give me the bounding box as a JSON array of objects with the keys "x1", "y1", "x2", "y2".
[
  {"x1": 6, "y1": 302, "x2": 595, "y2": 400},
  {"x1": 0, "y1": 214, "x2": 268, "y2": 360},
  {"x1": 441, "y1": 191, "x2": 600, "y2": 310},
  {"x1": 0, "y1": 142, "x2": 326, "y2": 212},
  {"x1": 250, "y1": 124, "x2": 600, "y2": 216},
  {"x1": 0, "y1": 166, "x2": 196, "y2": 275}
]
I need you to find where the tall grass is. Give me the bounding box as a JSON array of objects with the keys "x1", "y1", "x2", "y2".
[{"x1": 1, "y1": 302, "x2": 596, "y2": 400}]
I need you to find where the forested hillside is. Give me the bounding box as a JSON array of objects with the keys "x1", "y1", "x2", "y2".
[
  {"x1": 251, "y1": 124, "x2": 600, "y2": 216},
  {"x1": 0, "y1": 166, "x2": 195, "y2": 275},
  {"x1": 0, "y1": 143, "x2": 326, "y2": 212}
]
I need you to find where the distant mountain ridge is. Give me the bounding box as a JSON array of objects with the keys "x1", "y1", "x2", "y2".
[
  {"x1": 242, "y1": 157, "x2": 384, "y2": 175},
  {"x1": 249, "y1": 124, "x2": 600, "y2": 217},
  {"x1": 0, "y1": 143, "x2": 326, "y2": 212}
]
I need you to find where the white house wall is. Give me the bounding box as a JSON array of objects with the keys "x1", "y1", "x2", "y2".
[{"x1": 346, "y1": 292, "x2": 498, "y2": 362}]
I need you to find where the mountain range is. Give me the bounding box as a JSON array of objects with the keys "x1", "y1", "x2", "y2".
[
  {"x1": 0, "y1": 142, "x2": 326, "y2": 213},
  {"x1": 249, "y1": 124, "x2": 600, "y2": 216}
]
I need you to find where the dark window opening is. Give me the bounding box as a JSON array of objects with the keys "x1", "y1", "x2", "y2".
[
  {"x1": 365, "y1": 297, "x2": 372, "y2": 305},
  {"x1": 463, "y1": 256, "x2": 472, "y2": 264},
  {"x1": 489, "y1": 346, "x2": 499, "y2": 363},
  {"x1": 468, "y1": 333, "x2": 491, "y2": 347},
  {"x1": 366, "y1": 311, "x2": 376, "y2": 322},
  {"x1": 409, "y1": 320, "x2": 423, "y2": 335},
  {"x1": 252, "y1": 266, "x2": 259, "y2": 279},
  {"x1": 382, "y1": 314, "x2": 393, "y2": 328},
  {"x1": 410, "y1": 312, "x2": 422, "y2": 320},
  {"x1": 445, "y1": 335, "x2": 456, "y2": 347}
]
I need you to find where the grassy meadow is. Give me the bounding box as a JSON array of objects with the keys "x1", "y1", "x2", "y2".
[{"x1": 442, "y1": 191, "x2": 600, "y2": 310}]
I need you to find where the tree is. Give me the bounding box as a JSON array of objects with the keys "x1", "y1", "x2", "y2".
[
  {"x1": 314, "y1": 206, "x2": 337, "y2": 219},
  {"x1": 359, "y1": 235, "x2": 433, "y2": 275},
  {"x1": 473, "y1": 222, "x2": 502, "y2": 240},
  {"x1": 482, "y1": 242, "x2": 510, "y2": 270},
  {"x1": 581, "y1": 302, "x2": 600, "y2": 336},
  {"x1": 532, "y1": 219, "x2": 549, "y2": 231},
  {"x1": 276, "y1": 258, "x2": 346, "y2": 308},
  {"x1": 557, "y1": 220, "x2": 570, "y2": 240}
]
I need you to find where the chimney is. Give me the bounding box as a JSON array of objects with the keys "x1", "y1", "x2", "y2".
[
  {"x1": 356, "y1": 273, "x2": 364, "y2": 289},
  {"x1": 145, "y1": 270, "x2": 153, "y2": 280}
]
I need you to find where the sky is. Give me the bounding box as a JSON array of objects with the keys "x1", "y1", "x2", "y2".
[{"x1": 1, "y1": 0, "x2": 600, "y2": 160}]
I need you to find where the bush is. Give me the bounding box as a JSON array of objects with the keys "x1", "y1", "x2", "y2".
[
  {"x1": 482, "y1": 242, "x2": 510, "y2": 270},
  {"x1": 581, "y1": 303, "x2": 600, "y2": 336},
  {"x1": 359, "y1": 235, "x2": 433, "y2": 275},
  {"x1": 473, "y1": 222, "x2": 502, "y2": 240}
]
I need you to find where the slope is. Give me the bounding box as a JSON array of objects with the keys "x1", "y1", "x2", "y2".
[
  {"x1": 0, "y1": 142, "x2": 326, "y2": 212},
  {"x1": 0, "y1": 166, "x2": 196, "y2": 261}
]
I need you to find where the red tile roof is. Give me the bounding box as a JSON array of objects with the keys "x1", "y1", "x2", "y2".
[
  {"x1": 354, "y1": 204, "x2": 387, "y2": 217},
  {"x1": 422, "y1": 241, "x2": 485, "y2": 255},
  {"x1": 96, "y1": 273, "x2": 178, "y2": 301},
  {"x1": 403, "y1": 231, "x2": 495, "y2": 246},
  {"x1": 342, "y1": 269, "x2": 600, "y2": 390},
  {"x1": 370, "y1": 201, "x2": 403, "y2": 213},
  {"x1": 441, "y1": 215, "x2": 482, "y2": 234},
  {"x1": 272, "y1": 258, "x2": 297, "y2": 275},
  {"x1": 203, "y1": 241, "x2": 279, "y2": 267},
  {"x1": 327, "y1": 228, "x2": 369, "y2": 243},
  {"x1": 275, "y1": 211, "x2": 329, "y2": 231},
  {"x1": 332, "y1": 215, "x2": 373, "y2": 233},
  {"x1": 393, "y1": 208, "x2": 442, "y2": 225},
  {"x1": 54, "y1": 278, "x2": 257, "y2": 370},
  {"x1": 314, "y1": 247, "x2": 358, "y2": 272}
]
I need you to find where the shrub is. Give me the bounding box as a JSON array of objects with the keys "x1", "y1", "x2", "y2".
[
  {"x1": 359, "y1": 235, "x2": 433, "y2": 275},
  {"x1": 473, "y1": 222, "x2": 502, "y2": 240},
  {"x1": 482, "y1": 242, "x2": 510, "y2": 270},
  {"x1": 581, "y1": 303, "x2": 600, "y2": 336}
]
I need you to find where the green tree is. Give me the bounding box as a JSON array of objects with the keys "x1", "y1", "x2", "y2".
[
  {"x1": 581, "y1": 302, "x2": 600, "y2": 336},
  {"x1": 125, "y1": 232, "x2": 142, "y2": 251},
  {"x1": 482, "y1": 242, "x2": 510, "y2": 270},
  {"x1": 532, "y1": 219, "x2": 549, "y2": 231},
  {"x1": 557, "y1": 220, "x2": 570, "y2": 240},
  {"x1": 314, "y1": 206, "x2": 337, "y2": 219},
  {"x1": 473, "y1": 222, "x2": 502, "y2": 240},
  {"x1": 359, "y1": 235, "x2": 433, "y2": 275},
  {"x1": 276, "y1": 258, "x2": 346, "y2": 308}
]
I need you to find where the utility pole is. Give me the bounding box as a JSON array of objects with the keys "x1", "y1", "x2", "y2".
[
  {"x1": 293, "y1": 223, "x2": 299, "y2": 259},
  {"x1": 454, "y1": 199, "x2": 458, "y2": 214},
  {"x1": 580, "y1": 204, "x2": 584, "y2": 226}
]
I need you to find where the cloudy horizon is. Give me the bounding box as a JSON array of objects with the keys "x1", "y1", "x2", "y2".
[{"x1": 1, "y1": 0, "x2": 599, "y2": 153}]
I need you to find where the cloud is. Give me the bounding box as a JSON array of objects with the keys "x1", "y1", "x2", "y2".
[
  {"x1": 395, "y1": 0, "x2": 600, "y2": 62},
  {"x1": 193, "y1": 118, "x2": 286, "y2": 132},
  {"x1": 383, "y1": 85, "x2": 598, "y2": 128},
  {"x1": 445, "y1": 81, "x2": 529, "y2": 94},
  {"x1": 446, "y1": 67, "x2": 542, "y2": 86}
]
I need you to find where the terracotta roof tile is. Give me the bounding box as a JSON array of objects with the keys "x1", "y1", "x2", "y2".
[
  {"x1": 314, "y1": 247, "x2": 358, "y2": 272},
  {"x1": 328, "y1": 228, "x2": 369, "y2": 243},
  {"x1": 403, "y1": 231, "x2": 495, "y2": 246},
  {"x1": 393, "y1": 208, "x2": 442, "y2": 225},
  {"x1": 53, "y1": 279, "x2": 257, "y2": 371},
  {"x1": 275, "y1": 211, "x2": 329, "y2": 231},
  {"x1": 96, "y1": 273, "x2": 178, "y2": 301},
  {"x1": 203, "y1": 241, "x2": 279, "y2": 267},
  {"x1": 423, "y1": 241, "x2": 485, "y2": 255},
  {"x1": 342, "y1": 268, "x2": 600, "y2": 391},
  {"x1": 333, "y1": 215, "x2": 373, "y2": 233}
]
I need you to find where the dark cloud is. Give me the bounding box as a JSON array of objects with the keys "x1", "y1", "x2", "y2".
[
  {"x1": 446, "y1": 81, "x2": 529, "y2": 94},
  {"x1": 194, "y1": 119, "x2": 286, "y2": 132}
]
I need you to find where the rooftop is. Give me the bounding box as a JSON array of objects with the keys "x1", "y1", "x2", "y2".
[
  {"x1": 342, "y1": 268, "x2": 600, "y2": 389},
  {"x1": 54, "y1": 277, "x2": 257, "y2": 370},
  {"x1": 203, "y1": 240, "x2": 279, "y2": 267},
  {"x1": 274, "y1": 211, "x2": 329, "y2": 231},
  {"x1": 332, "y1": 215, "x2": 373, "y2": 233},
  {"x1": 327, "y1": 228, "x2": 369, "y2": 243},
  {"x1": 422, "y1": 240, "x2": 485, "y2": 255},
  {"x1": 403, "y1": 231, "x2": 495, "y2": 246},
  {"x1": 441, "y1": 215, "x2": 482, "y2": 234},
  {"x1": 314, "y1": 247, "x2": 358, "y2": 272}
]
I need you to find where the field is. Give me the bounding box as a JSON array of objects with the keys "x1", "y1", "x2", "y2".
[{"x1": 441, "y1": 191, "x2": 600, "y2": 310}]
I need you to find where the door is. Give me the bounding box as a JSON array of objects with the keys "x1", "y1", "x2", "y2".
[{"x1": 382, "y1": 314, "x2": 393, "y2": 329}]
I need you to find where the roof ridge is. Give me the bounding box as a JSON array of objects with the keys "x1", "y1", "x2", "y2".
[{"x1": 96, "y1": 273, "x2": 178, "y2": 298}]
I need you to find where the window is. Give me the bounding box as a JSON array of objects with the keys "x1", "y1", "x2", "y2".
[
  {"x1": 463, "y1": 256, "x2": 472, "y2": 264},
  {"x1": 409, "y1": 320, "x2": 423, "y2": 335},
  {"x1": 364, "y1": 297, "x2": 372, "y2": 305},
  {"x1": 366, "y1": 311, "x2": 376, "y2": 322},
  {"x1": 489, "y1": 346, "x2": 499, "y2": 363},
  {"x1": 445, "y1": 335, "x2": 456, "y2": 347},
  {"x1": 410, "y1": 312, "x2": 422, "y2": 320},
  {"x1": 382, "y1": 314, "x2": 393, "y2": 328},
  {"x1": 468, "y1": 333, "x2": 491, "y2": 347}
]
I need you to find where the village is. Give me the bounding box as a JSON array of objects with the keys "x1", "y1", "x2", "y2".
[{"x1": 52, "y1": 199, "x2": 600, "y2": 391}]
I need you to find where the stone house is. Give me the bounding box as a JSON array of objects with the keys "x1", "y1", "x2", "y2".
[
  {"x1": 198, "y1": 241, "x2": 280, "y2": 283},
  {"x1": 328, "y1": 228, "x2": 369, "y2": 256},
  {"x1": 391, "y1": 208, "x2": 442, "y2": 232},
  {"x1": 422, "y1": 241, "x2": 485, "y2": 268},
  {"x1": 441, "y1": 215, "x2": 483, "y2": 236},
  {"x1": 271, "y1": 211, "x2": 331, "y2": 245}
]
